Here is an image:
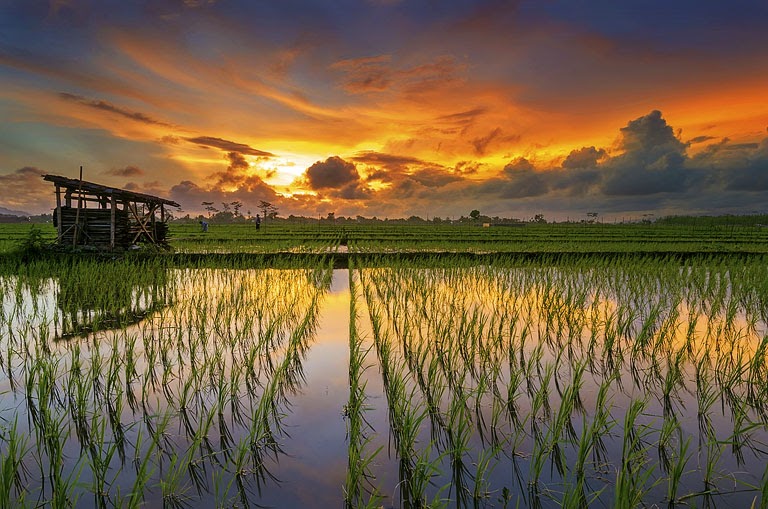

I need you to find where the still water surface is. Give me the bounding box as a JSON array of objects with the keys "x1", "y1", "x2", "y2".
[{"x1": 1, "y1": 262, "x2": 768, "y2": 507}]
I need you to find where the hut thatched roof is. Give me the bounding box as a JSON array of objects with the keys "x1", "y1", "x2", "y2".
[{"x1": 43, "y1": 174, "x2": 180, "y2": 208}]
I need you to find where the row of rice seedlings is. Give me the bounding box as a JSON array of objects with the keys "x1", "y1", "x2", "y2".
[
  {"x1": 0, "y1": 259, "x2": 334, "y2": 506},
  {"x1": 354, "y1": 254, "x2": 768, "y2": 506},
  {"x1": 344, "y1": 263, "x2": 384, "y2": 508},
  {"x1": 364, "y1": 280, "x2": 450, "y2": 508}
]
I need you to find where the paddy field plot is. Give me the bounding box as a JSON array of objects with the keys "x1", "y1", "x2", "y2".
[{"x1": 2, "y1": 255, "x2": 768, "y2": 507}]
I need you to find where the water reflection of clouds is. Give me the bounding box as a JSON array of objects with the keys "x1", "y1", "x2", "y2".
[
  {"x1": 0, "y1": 265, "x2": 337, "y2": 506},
  {"x1": 356, "y1": 264, "x2": 768, "y2": 507},
  {"x1": 3, "y1": 262, "x2": 767, "y2": 507}
]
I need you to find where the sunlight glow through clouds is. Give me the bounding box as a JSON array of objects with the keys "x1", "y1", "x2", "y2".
[{"x1": 1, "y1": 1, "x2": 767, "y2": 218}]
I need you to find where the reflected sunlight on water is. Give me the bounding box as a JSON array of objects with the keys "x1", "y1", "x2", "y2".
[{"x1": 1, "y1": 259, "x2": 768, "y2": 507}]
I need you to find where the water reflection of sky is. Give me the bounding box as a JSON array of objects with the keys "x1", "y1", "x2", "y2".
[
  {"x1": 259, "y1": 270, "x2": 351, "y2": 508},
  {"x1": 355, "y1": 264, "x2": 768, "y2": 508},
  {"x1": 2, "y1": 262, "x2": 768, "y2": 507}
]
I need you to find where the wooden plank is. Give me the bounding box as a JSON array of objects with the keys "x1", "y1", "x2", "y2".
[
  {"x1": 55, "y1": 184, "x2": 62, "y2": 242},
  {"x1": 110, "y1": 194, "x2": 116, "y2": 250},
  {"x1": 72, "y1": 166, "x2": 83, "y2": 247},
  {"x1": 128, "y1": 202, "x2": 155, "y2": 244}
]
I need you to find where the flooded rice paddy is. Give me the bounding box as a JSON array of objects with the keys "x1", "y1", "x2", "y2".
[{"x1": 2, "y1": 257, "x2": 768, "y2": 507}]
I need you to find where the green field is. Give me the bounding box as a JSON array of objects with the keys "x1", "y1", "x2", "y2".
[
  {"x1": 3, "y1": 218, "x2": 768, "y2": 255},
  {"x1": 2, "y1": 221, "x2": 768, "y2": 507}
]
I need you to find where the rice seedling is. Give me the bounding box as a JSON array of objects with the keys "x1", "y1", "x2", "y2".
[
  {"x1": 0, "y1": 418, "x2": 29, "y2": 507},
  {"x1": 344, "y1": 263, "x2": 383, "y2": 509}
]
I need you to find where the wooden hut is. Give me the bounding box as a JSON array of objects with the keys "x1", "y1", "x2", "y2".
[{"x1": 43, "y1": 174, "x2": 180, "y2": 250}]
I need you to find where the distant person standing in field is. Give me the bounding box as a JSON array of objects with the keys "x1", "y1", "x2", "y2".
[
  {"x1": 255, "y1": 214, "x2": 261, "y2": 230},
  {"x1": 200, "y1": 220, "x2": 208, "y2": 232}
]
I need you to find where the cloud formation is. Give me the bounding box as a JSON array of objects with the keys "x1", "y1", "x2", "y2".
[
  {"x1": 103, "y1": 166, "x2": 145, "y2": 177},
  {"x1": 2, "y1": 1, "x2": 768, "y2": 219},
  {"x1": 353, "y1": 151, "x2": 464, "y2": 188},
  {"x1": 601, "y1": 110, "x2": 688, "y2": 195},
  {"x1": 562, "y1": 146, "x2": 606, "y2": 169},
  {"x1": 331, "y1": 54, "x2": 462, "y2": 96},
  {"x1": 0, "y1": 167, "x2": 52, "y2": 213},
  {"x1": 58, "y1": 92, "x2": 174, "y2": 127},
  {"x1": 305, "y1": 156, "x2": 361, "y2": 189},
  {"x1": 184, "y1": 136, "x2": 274, "y2": 157}
]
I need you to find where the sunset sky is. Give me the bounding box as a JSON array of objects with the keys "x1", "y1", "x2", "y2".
[{"x1": 1, "y1": 0, "x2": 767, "y2": 220}]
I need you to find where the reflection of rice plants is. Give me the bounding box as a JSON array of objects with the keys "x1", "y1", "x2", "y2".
[
  {"x1": 344, "y1": 262, "x2": 383, "y2": 509},
  {"x1": 0, "y1": 257, "x2": 333, "y2": 507},
  {"x1": 356, "y1": 255, "x2": 768, "y2": 507},
  {"x1": 2, "y1": 253, "x2": 768, "y2": 506}
]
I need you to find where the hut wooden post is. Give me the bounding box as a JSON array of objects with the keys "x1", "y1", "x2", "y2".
[
  {"x1": 151, "y1": 204, "x2": 157, "y2": 243},
  {"x1": 55, "y1": 184, "x2": 62, "y2": 241},
  {"x1": 72, "y1": 166, "x2": 83, "y2": 247},
  {"x1": 110, "y1": 193, "x2": 117, "y2": 250}
]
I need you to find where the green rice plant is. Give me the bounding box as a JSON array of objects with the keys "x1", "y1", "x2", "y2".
[
  {"x1": 344, "y1": 265, "x2": 384, "y2": 509},
  {"x1": 729, "y1": 398, "x2": 760, "y2": 467},
  {"x1": 695, "y1": 356, "x2": 719, "y2": 447},
  {"x1": 760, "y1": 461, "x2": 768, "y2": 509},
  {"x1": 666, "y1": 428, "x2": 692, "y2": 507},
  {"x1": 160, "y1": 448, "x2": 197, "y2": 508},
  {"x1": 125, "y1": 429, "x2": 157, "y2": 509},
  {"x1": 84, "y1": 411, "x2": 122, "y2": 508},
  {"x1": 613, "y1": 398, "x2": 655, "y2": 508},
  {"x1": 473, "y1": 442, "x2": 503, "y2": 504},
  {"x1": 410, "y1": 445, "x2": 450, "y2": 508},
  {"x1": 446, "y1": 388, "x2": 473, "y2": 507},
  {"x1": 0, "y1": 418, "x2": 29, "y2": 507}
]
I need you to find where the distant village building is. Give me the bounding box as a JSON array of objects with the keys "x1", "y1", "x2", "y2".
[{"x1": 43, "y1": 174, "x2": 179, "y2": 250}]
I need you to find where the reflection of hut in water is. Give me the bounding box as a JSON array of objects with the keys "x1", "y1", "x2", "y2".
[
  {"x1": 55, "y1": 264, "x2": 172, "y2": 338},
  {"x1": 43, "y1": 174, "x2": 179, "y2": 250}
]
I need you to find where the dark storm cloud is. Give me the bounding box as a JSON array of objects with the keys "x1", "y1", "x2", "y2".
[
  {"x1": 58, "y1": 92, "x2": 174, "y2": 127},
  {"x1": 688, "y1": 138, "x2": 768, "y2": 191},
  {"x1": 473, "y1": 111, "x2": 701, "y2": 202},
  {"x1": 305, "y1": 156, "x2": 360, "y2": 189},
  {"x1": 503, "y1": 157, "x2": 535, "y2": 174},
  {"x1": 103, "y1": 166, "x2": 145, "y2": 177},
  {"x1": 495, "y1": 157, "x2": 549, "y2": 198},
  {"x1": 475, "y1": 159, "x2": 541, "y2": 200},
  {"x1": 618, "y1": 110, "x2": 686, "y2": 161},
  {"x1": 301, "y1": 156, "x2": 372, "y2": 201},
  {"x1": 601, "y1": 110, "x2": 688, "y2": 195},
  {"x1": 184, "y1": 136, "x2": 274, "y2": 157},
  {"x1": 227, "y1": 151, "x2": 248, "y2": 170},
  {"x1": 466, "y1": 110, "x2": 768, "y2": 217},
  {"x1": 208, "y1": 151, "x2": 249, "y2": 188},
  {"x1": 562, "y1": 146, "x2": 606, "y2": 169},
  {"x1": 336, "y1": 182, "x2": 371, "y2": 199}
]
